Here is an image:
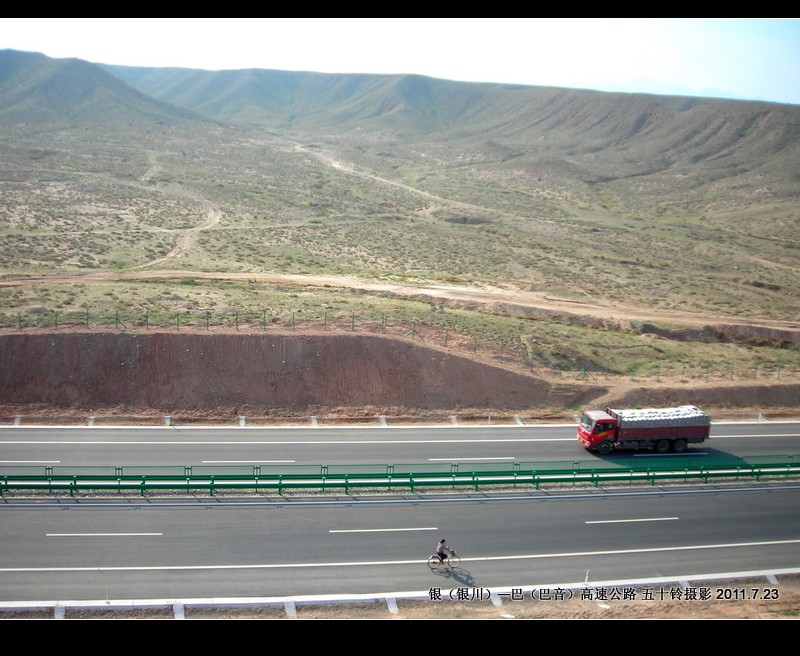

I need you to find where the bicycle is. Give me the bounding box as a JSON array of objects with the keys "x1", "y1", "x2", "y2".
[{"x1": 427, "y1": 549, "x2": 461, "y2": 570}]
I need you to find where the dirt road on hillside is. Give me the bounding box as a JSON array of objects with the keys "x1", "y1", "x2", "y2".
[{"x1": 2, "y1": 269, "x2": 798, "y2": 334}]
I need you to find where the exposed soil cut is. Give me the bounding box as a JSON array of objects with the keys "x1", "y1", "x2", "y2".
[
  {"x1": 0, "y1": 331, "x2": 797, "y2": 420},
  {"x1": 0, "y1": 331, "x2": 567, "y2": 414}
]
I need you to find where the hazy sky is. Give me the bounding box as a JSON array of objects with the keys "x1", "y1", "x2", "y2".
[{"x1": 2, "y1": 18, "x2": 799, "y2": 105}]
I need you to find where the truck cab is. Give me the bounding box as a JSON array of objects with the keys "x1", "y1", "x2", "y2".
[{"x1": 577, "y1": 411, "x2": 616, "y2": 453}]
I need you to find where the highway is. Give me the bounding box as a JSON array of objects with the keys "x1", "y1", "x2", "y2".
[
  {"x1": 0, "y1": 421, "x2": 798, "y2": 466},
  {"x1": 0, "y1": 421, "x2": 798, "y2": 603},
  {"x1": 0, "y1": 485, "x2": 798, "y2": 601}
]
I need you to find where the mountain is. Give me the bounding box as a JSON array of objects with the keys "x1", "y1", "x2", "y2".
[
  {"x1": 104, "y1": 62, "x2": 800, "y2": 193},
  {"x1": 104, "y1": 61, "x2": 800, "y2": 138},
  {"x1": 0, "y1": 50, "x2": 798, "y2": 333},
  {"x1": 4, "y1": 49, "x2": 797, "y2": 189},
  {"x1": 0, "y1": 49, "x2": 206, "y2": 129},
  {"x1": 2, "y1": 49, "x2": 798, "y2": 215}
]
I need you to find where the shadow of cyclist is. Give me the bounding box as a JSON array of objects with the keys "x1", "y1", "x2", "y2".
[{"x1": 429, "y1": 563, "x2": 475, "y2": 587}]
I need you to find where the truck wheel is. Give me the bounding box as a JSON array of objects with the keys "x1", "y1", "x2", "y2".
[
  {"x1": 597, "y1": 441, "x2": 613, "y2": 455},
  {"x1": 655, "y1": 439, "x2": 670, "y2": 454},
  {"x1": 672, "y1": 439, "x2": 688, "y2": 453}
]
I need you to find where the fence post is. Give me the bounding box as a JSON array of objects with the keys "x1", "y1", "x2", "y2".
[
  {"x1": 145, "y1": 308, "x2": 149, "y2": 330},
  {"x1": 176, "y1": 313, "x2": 180, "y2": 331},
  {"x1": 351, "y1": 312, "x2": 355, "y2": 332},
  {"x1": 381, "y1": 314, "x2": 386, "y2": 333},
  {"x1": 86, "y1": 309, "x2": 90, "y2": 329},
  {"x1": 206, "y1": 311, "x2": 210, "y2": 331},
  {"x1": 323, "y1": 312, "x2": 327, "y2": 331},
  {"x1": 54, "y1": 311, "x2": 58, "y2": 330},
  {"x1": 235, "y1": 310, "x2": 239, "y2": 331}
]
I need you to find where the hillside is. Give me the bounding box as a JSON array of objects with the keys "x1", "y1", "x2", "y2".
[
  {"x1": 0, "y1": 50, "x2": 205, "y2": 129},
  {"x1": 0, "y1": 49, "x2": 798, "y2": 411},
  {"x1": 104, "y1": 62, "x2": 800, "y2": 213}
]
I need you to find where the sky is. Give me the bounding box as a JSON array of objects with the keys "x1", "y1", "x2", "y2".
[{"x1": 2, "y1": 18, "x2": 799, "y2": 105}]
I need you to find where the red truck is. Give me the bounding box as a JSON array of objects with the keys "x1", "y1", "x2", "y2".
[{"x1": 577, "y1": 405, "x2": 711, "y2": 455}]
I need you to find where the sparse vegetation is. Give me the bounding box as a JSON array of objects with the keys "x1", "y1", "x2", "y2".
[
  {"x1": 1, "y1": 49, "x2": 799, "y2": 383},
  {"x1": 0, "y1": 278, "x2": 797, "y2": 383}
]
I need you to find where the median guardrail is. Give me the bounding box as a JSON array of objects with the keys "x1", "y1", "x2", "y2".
[{"x1": 1, "y1": 455, "x2": 798, "y2": 497}]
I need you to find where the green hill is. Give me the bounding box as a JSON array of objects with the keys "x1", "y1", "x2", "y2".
[
  {"x1": 103, "y1": 61, "x2": 800, "y2": 213},
  {"x1": 0, "y1": 49, "x2": 206, "y2": 129}
]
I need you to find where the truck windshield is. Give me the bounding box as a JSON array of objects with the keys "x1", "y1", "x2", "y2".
[{"x1": 579, "y1": 414, "x2": 594, "y2": 431}]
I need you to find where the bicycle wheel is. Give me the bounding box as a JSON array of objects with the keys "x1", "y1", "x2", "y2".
[
  {"x1": 447, "y1": 552, "x2": 461, "y2": 568},
  {"x1": 427, "y1": 555, "x2": 441, "y2": 570}
]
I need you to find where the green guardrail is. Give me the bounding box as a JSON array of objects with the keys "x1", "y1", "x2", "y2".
[{"x1": 1, "y1": 456, "x2": 798, "y2": 497}]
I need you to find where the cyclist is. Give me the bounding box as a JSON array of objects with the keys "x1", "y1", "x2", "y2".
[{"x1": 435, "y1": 538, "x2": 452, "y2": 563}]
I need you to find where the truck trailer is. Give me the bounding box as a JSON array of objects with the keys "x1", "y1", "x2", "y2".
[{"x1": 577, "y1": 405, "x2": 711, "y2": 455}]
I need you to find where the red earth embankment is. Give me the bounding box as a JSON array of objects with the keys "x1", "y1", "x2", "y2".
[
  {"x1": 0, "y1": 332, "x2": 599, "y2": 414},
  {"x1": 0, "y1": 332, "x2": 797, "y2": 419}
]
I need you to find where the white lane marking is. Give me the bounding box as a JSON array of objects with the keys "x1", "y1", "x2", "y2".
[
  {"x1": 329, "y1": 527, "x2": 438, "y2": 534},
  {"x1": 634, "y1": 453, "x2": 709, "y2": 457},
  {"x1": 0, "y1": 439, "x2": 573, "y2": 445},
  {"x1": 713, "y1": 434, "x2": 799, "y2": 438},
  {"x1": 428, "y1": 457, "x2": 515, "y2": 462},
  {"x1": 201, "y1": 460, "x2": 296, "y2": 464},
  {"x1": 46, "y1": 533, "x2": 163, "y2": 537},
  {"x1": 0, "y1": 423, "x2": 798, "y2": 433},
  {"x1": 0, "y1": 460, "x2": 60, "y2": 464},
  {"x1": 2, "y1": 433, "x2": 797, "y2": 447},
  {"x1": 585, "y1": 517, "x2": 679, "y2": 525},
  {"x1": 4, "y1": 538, "x2": 797, "y2": 573},
  {"x1": 0, "y1": 424, "x2": 573, "y2": 430}
]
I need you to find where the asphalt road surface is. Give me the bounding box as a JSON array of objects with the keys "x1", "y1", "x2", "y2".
[
  {"x1": 0, "y1": 484, "x2": 798, "y2": 601},
  {"x1": 0, "y1": 421, "x2": 798, "y2": 466},
  {"x1": 0, "y1": 421, "x2": 798, "y2": 603}
]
